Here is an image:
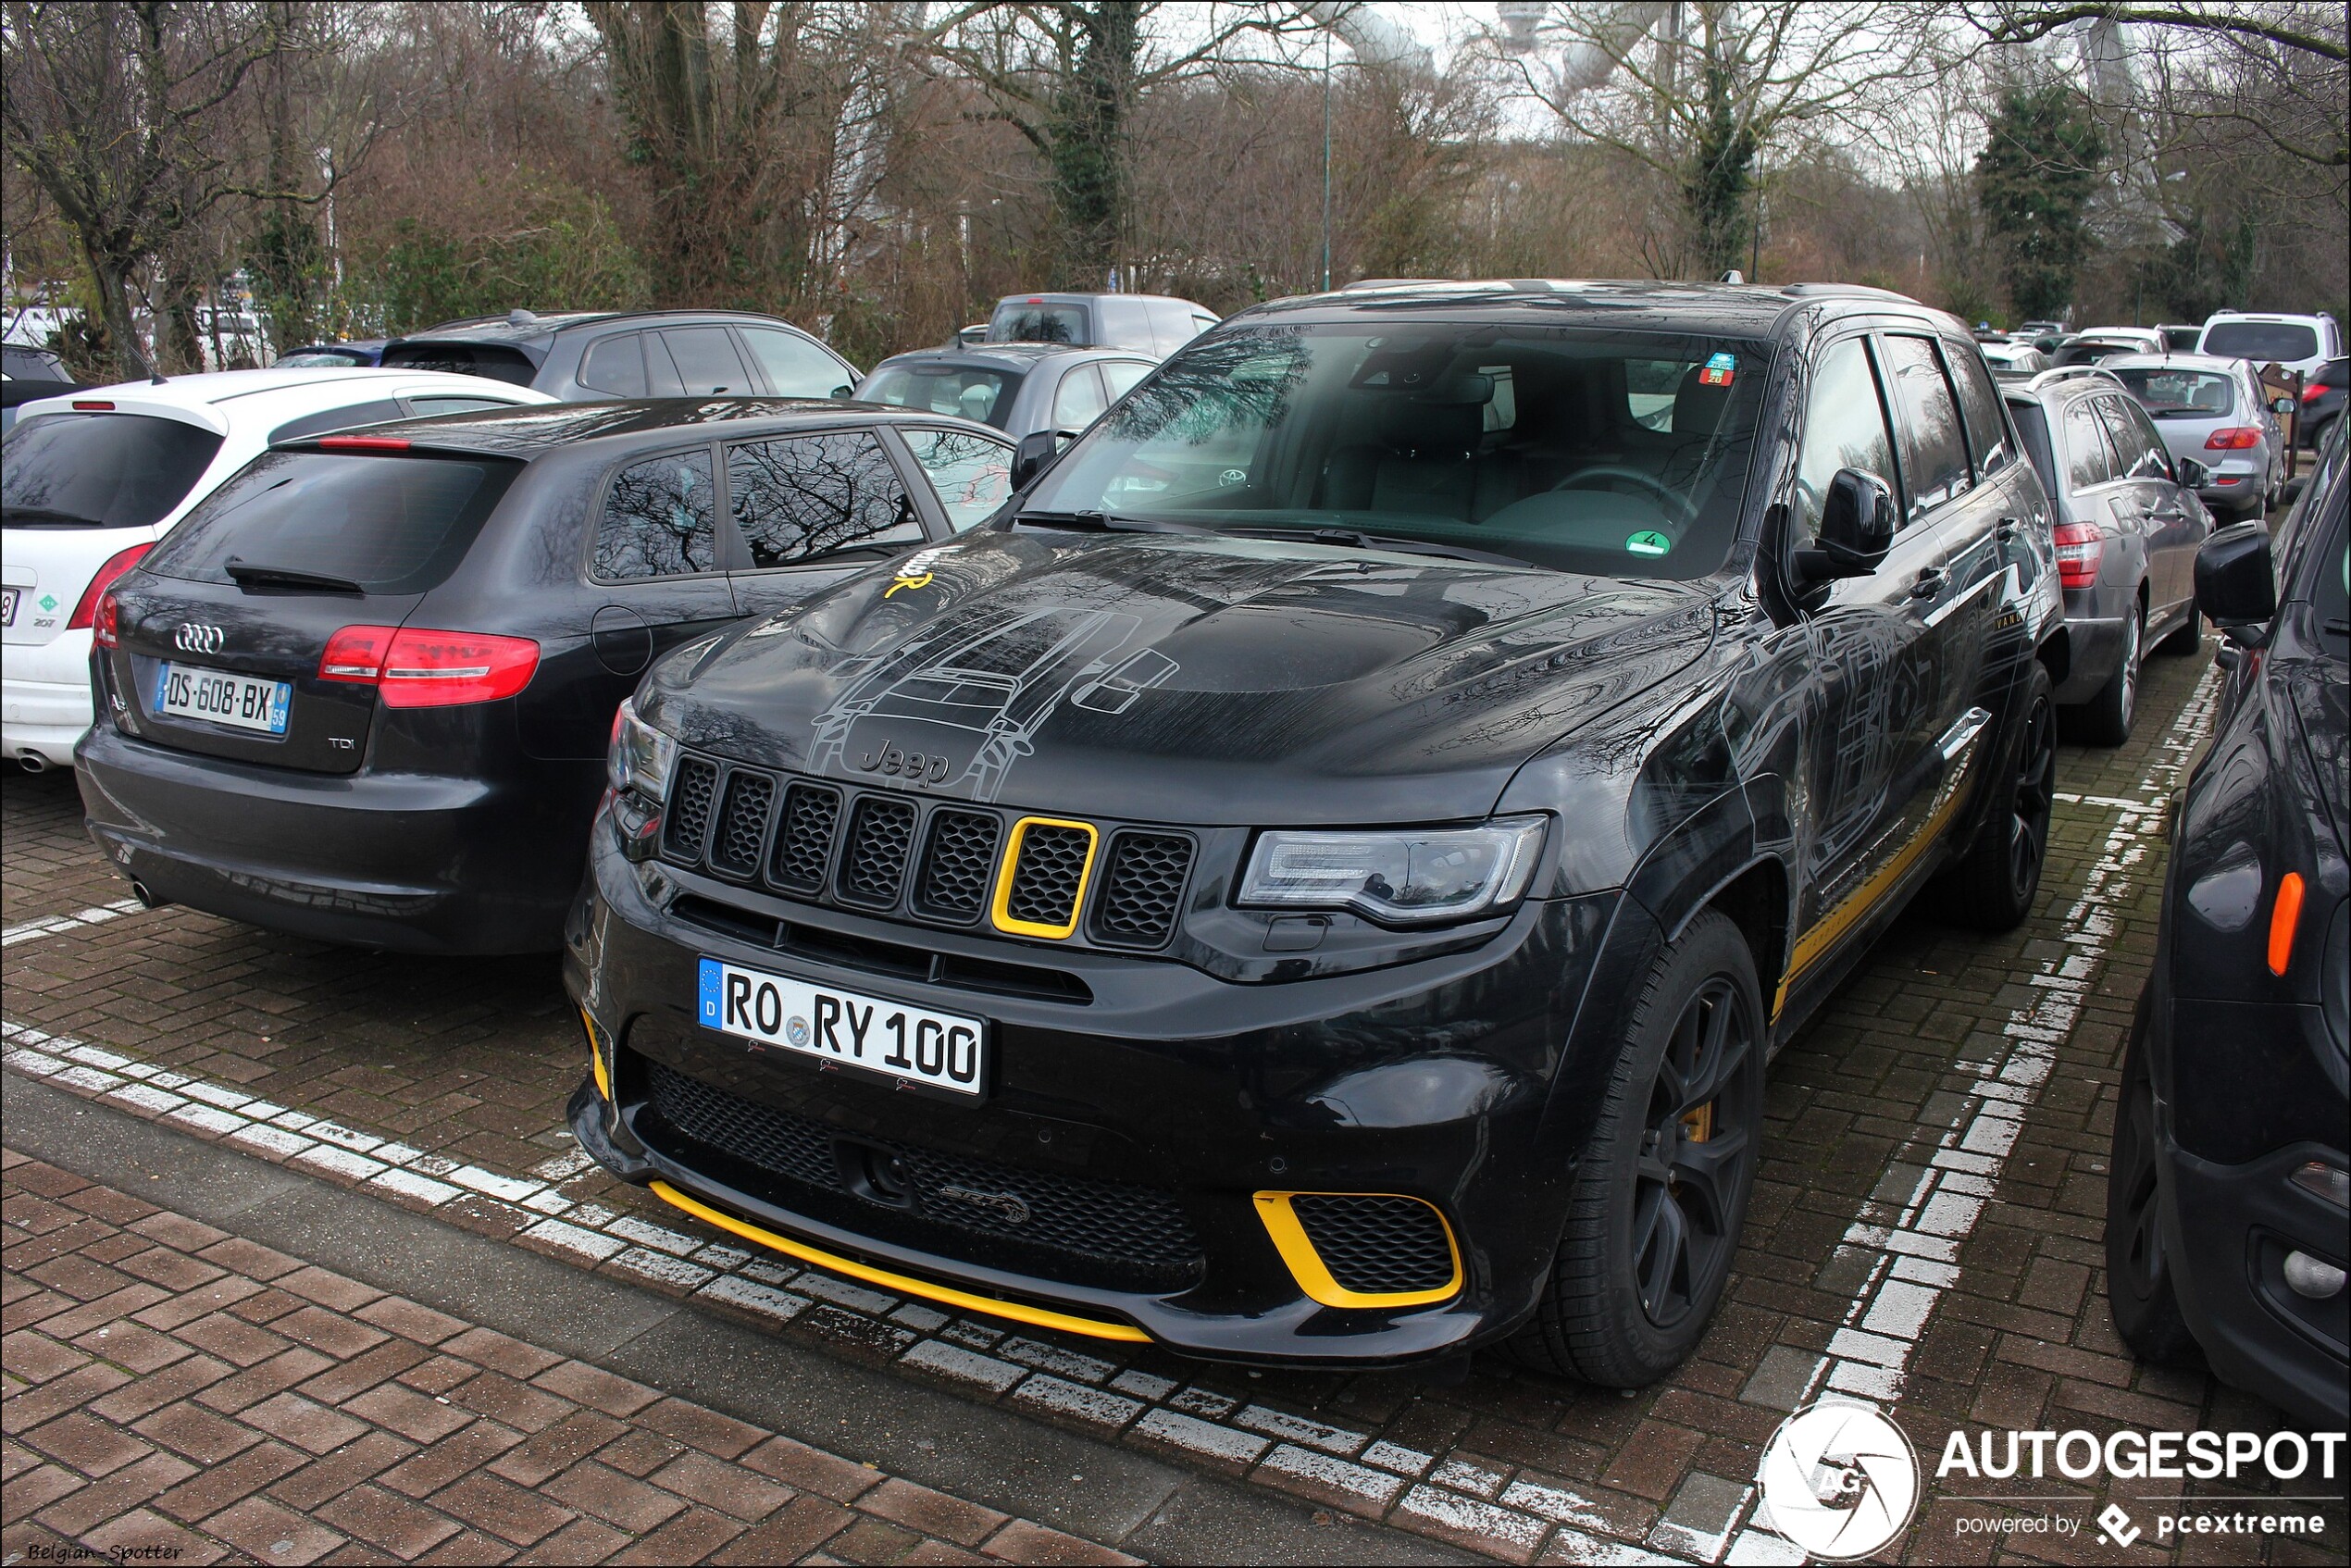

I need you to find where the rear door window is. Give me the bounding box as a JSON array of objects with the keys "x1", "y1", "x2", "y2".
[
  {"x1": 143, "y1": 452, "x2": 517, "y2": 594},
  {"x1": 578, "y1": 334, "x2": 649, "y2": 397},
  {"x1": 660, "y1": 329, "x2": 753, "y2": 395},
  {"x1": 595, "y1": 449, "x2": 719, "y2": 579},
  {"x1": 2064, "y1": 401, "x2": 2117, "y2": 491},
  {"x1": 739, "y1": 327, "x2": 850, "y2": 398},
  {"x1": 1101, "y1": 360, "x2": 1151, "y2": 401},
  {"x1": 902, "y1": 427, "x2": 1015, "y2": 531},
  {"x1": 1881, "y1": 334, "x2": 1972, "y2": 516},
  {"x1": 1946, "y1": 342, "x2": 2014, "y2": 476},
  {"x1": 2096, "y1": 397, "x2": 2171, "y2": 480},
  {"x1": 1, "y1": 413, "x2": 224, "y2": 529},
  {"x1": 726, "y1": 431, "x2": 922, "y2": 566}
]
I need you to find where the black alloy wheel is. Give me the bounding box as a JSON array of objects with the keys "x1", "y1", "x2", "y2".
[
  {"x1": 1945, "y1": 658, "x2": 2057, "y2": 931},
  {"x1": 1631, "y1": 976, "x2": 1760, "y2": 1329},
  {"x1": 1511, "y1": 910, "x2": 1764, "y2": 1387}
]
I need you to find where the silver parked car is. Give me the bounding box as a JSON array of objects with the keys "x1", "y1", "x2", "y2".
[
  {"x1": 2099, "y1": 353, "x2": 2284, "y2": 522},
  {"x1": 2004, "y1": 368, "x2": 2215, "y2": 743},
  {"x1": 853, "y1": 342, "x2": 1155, "y2": 444}
]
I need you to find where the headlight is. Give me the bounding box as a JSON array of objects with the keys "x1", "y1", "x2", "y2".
[
  {"x1": 607, "y1": 697, "x2": 678, "y2": 802},
  {"x1": 1238, "y1": 816, "x2": 1547, "y2": 925}
]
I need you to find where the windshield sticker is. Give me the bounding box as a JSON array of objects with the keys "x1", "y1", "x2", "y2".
[
  {"x1": 1700, "y1": 352, "x2": 1735, "y2": 387},
  {"x1": 1626, "y1": 530, "x2": 1673, "y2": 556}
]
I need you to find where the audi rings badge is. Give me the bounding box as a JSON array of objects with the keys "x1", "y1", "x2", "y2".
[{"x1": 174, "y1": 624, "x2": 225, "y2": 654}]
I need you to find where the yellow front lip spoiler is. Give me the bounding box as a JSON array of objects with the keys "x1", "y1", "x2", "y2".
[{"x1": 648, "y1": 1179, "x2": 1151, "y2": 1344}]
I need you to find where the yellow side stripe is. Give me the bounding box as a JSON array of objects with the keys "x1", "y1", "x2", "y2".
[
  {"x1": 581, "y1": 1007, "x2": 611, "y2": 1101},
  {"x1": 648, "y1": 1180, "x2": 1151, "y2": 1344},
  {"x1": 1773, "y1": 774, "x2": 1974, "y2": 1021}
]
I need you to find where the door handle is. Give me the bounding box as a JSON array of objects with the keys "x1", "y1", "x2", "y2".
[
  {"x1": 1909, "y1": 567, "x2": 1947, "y2": 598},
  {"x1": 1995, "y1": 516, "x2": 2020, "y2": 543}
]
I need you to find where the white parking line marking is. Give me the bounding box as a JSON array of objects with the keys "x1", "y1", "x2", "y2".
[{"x1": 0, "y1": 898, "x2": 144, "y2": 948}]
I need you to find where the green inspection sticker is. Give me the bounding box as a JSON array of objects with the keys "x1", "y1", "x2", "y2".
[{"x1": 1625, "y1": 530, "x2": 1672, "y2": 556}]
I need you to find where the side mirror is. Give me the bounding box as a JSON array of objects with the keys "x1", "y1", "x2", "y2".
[
  {"x1": 2194, "y1": 520, "x2": 2277, "y2": 641},
  {"x1": 1794, "y1": 468, "x2": 1897, "y2": 582},
  {"x1": 1010, "y1": 429, "x2": 1059, "y2": 491},
  {"x1": 2278, "y1": 472, "x2": 2309, "y2": 509},
  {"x1": 2176, "y1": 455, "x2": 2211, "y2": 487},
  {"x1": 2270, "y1": 395, "x2": 2296, "y2": 415},
  {"x1": 830, "y1": 384, "x2": 853, "y2": 400}
]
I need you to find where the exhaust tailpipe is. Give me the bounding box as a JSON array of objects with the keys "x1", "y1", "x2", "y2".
[
  {"x1": 17, "y1": 751, "x2": 51, "y2": 774},
  {"x1": 129, "y1": 880, "x2": 170, "y2": 910}
]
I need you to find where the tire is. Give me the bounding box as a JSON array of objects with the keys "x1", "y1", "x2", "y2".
[
  {"x1": 2076, "y1": 603, "x2": 2141, "y2": 745},
  {"x1": 1942, "y1": 659, "x2": 2056, "y2": 931},
  {"x1": 2154, "y1": 611, "x2": 2202, "y2": 657},
  {"x1": 1511, "y1": 909, "x2": 1763, "y2": 1387},
  {"x1": 2106, "y1": 1006, "x2": 2198, "y2": 1363}
]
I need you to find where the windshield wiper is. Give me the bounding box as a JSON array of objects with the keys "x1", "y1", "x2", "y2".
[
  {"x1": 224, "y1": 558, "x2": 367, "y2": 595},
  {"x1": 1, "y1": 505, "x2": 108, "y2": 527},
  {"x1": 1012, "y1": 508, "x2": 1207, "y2": 536},
  {"x1": 1226, "y1": 525, "x2": 1531, "y2": 568}
]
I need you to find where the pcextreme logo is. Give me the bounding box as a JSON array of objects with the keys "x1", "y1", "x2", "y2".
[{"x1": 1756, "y1": 1400, "x2": 1922, "y2": 1562}]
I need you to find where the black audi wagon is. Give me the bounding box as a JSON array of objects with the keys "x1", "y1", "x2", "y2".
[
  {"x1": 568, "y1": 280, "x2": 2068, "y2": 1375},
  {"x1": 76, "y1": 400, "x2": 1018, "y2": 953}
]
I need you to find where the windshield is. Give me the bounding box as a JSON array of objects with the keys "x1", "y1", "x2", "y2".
[
  {"x1": 859, "y1": 363, "x2": 1018, "y2": 427},
  {"x1": 1, "y1": 412, "x2": 224, "y2": 528},
  {"x1": 1021, "y1": 323, "x2": 1771, "y2": 578},
  {"x1": 990, "y1": 302, "x2": 1088, "y2": 344},
  {"x1": 144, "y1": 451, "x2": 518, "y2": 595},
  {"x1": 2203, "y1": 321, "x2": 2319, "y2": 362},
  {"x1": 2110, "y1": 367, "x2": 2236, "y2": 418}
]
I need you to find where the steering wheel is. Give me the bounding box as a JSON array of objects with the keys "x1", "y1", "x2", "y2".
[{"x1": 1549, "y1": 466, "x2": 1698, "y2": 529}]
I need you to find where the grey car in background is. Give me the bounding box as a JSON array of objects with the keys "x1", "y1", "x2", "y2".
[
  {"x1": 853, "y1": 342, "x2": 1155, "y2": 443},
  {"x1": 2099, "y1": 352, "x2": 2284, "y2": 521},
  {"x1": 2005, "y1": 368, "x2": 2215, "y2": 743}
]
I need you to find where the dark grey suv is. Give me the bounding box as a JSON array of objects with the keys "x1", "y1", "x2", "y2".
[
  {"x1": 2005, "y1": 367, "x2": 2215, "y2": 743},
  {"x1": 379, "y1": 309, "x2": 860, "y2": 403}
]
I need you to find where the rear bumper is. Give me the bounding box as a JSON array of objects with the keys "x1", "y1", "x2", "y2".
[
  {"x1": 2053, "y1": 608, "x2": 2129, "y2": 703},
  {"x1": 2, "y1": 631, "x2": 95, "y2": 766},
  {"x1": 74, "y1": 723, "x2": 601, "y2": 954}
]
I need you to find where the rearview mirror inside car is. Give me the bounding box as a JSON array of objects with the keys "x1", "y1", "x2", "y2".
[
  {"x1": 1010, "y1": 429, "x2": 1059, "y2": 491},
  {"x1": 2194, "y1": 520, "x2": 2277, "y2": 641},
  {"x1": 1793, "y1": 468, "x2": 1897, "y2": 583}
]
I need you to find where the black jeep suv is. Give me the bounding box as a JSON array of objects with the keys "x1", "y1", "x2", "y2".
[{"x1": 567, "y1": 280, "x2": 2067, "y2": 1375}]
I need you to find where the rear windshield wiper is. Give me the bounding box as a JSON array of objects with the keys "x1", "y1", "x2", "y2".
[
  {"x1": 1226, "y1": 525, "x2": 1530, "y2": 568},
  {"x1": 224, "y1": 558, "x2": 367, "y2": 595},
  {"x1": 1, "y1": 505, "x2": 108, "y2": 527},
  {"x1": 1012, "y1": 508, "x2": 1206, "y2": 536}
]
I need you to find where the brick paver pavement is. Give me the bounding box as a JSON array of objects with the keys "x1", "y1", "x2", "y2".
[
  {"x1": 6, "y1": 643, "x2": 2347, "y2": 1564},
  {"x1": 2, "y1": 1151, "x2": 1141, "y2": 1566}
]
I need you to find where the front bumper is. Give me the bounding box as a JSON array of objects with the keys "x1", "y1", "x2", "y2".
[
  {"x1": 2, "y1": 629, "x2": 94, "y2": 767},
  {"x1": 75, "y1": 723, "x2": 603, "y2": 954},
  {"x1": 566, "y1": 809, "x2": 1648, "y2": 1365},
  {"x1": 2151, "y1": 994, "x2": 2349, "y2": 1427}
]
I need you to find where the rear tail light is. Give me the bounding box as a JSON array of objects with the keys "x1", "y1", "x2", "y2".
[
  {"x1": 2053, "y1": 520, "x2": 2104, "y2": 590},
  {"x1": 2205, "y1": 427, "x2": 2261, "y2": 450},
  {"x1": 2303, "y1": 382, "x2": 2327, "y2": 403},
  {"x1": 316, "y1": 435, "x2": 411, "y2": 452},
  {"x1": 93, "y1": 591, "x2": 122, "y2": 649},
  {"x1": 67, "y1": 543, "x2": 154, "y2": 630},
  {"x1": 316, "y1": 625, "x2": 539, "y2": 706},
  {"x1": 2270, "y1": 871, "x2": 2305, "y2": 977},
  {"x1": 70, "y1": 399, "x2": 115, "y2": 411}
]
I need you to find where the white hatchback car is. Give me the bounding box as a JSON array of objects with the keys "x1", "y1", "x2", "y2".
[{"x1": 2, "y1": 367, "x2": 554, "y2": 769}]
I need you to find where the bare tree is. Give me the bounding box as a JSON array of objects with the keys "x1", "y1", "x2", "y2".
[{"x1": 1, "y1": 1, "x2": 295, "y2": 377}]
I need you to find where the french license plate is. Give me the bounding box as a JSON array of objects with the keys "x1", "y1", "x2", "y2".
[
  {"x1": 1, "y1": 588, "x2": 17, "y2": 627},
  {"x1": 155, "y1": 662, "x2": 292, "y2": 735},
  {"x1": 697, "y1": 956, "x2": 986, "y2": 1096}
]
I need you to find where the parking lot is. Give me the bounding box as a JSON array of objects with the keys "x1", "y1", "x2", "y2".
[{"x1": 7, "y1": 640, "x2": 2343, "y2": 1566}]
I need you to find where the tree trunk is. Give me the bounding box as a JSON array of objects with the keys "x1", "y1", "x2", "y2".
[
  {"x1": 83, "y1": 247, "x2": 153, "y2": 382},
  {"x1": 1045, "y1": 1, "x2": 1140, "y2": 289},
  {"x1": 159, "y1": 257, "x2": 205, "y2": 374}
]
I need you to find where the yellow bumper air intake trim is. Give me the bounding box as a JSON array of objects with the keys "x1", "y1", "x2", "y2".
[{"x1": 1253, "y1": 1190, "x2": 1464, "y2": 1309}]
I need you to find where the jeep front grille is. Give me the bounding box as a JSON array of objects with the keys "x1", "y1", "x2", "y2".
[
  {"x1": 662, "y1": 755, "x2": 719, "y2": 863},
  {"x1": 708, "y1": 769, "x2": 774, "y2": 879},
  {"x1": 914, "y1": 809, "x2": 1001, "y2": 922},
  {"x1": 1090, "y1": 832, "x2": 1194, "y2": 948},
  {"x1": 769, "y1": 783, "x2": 840, "y2": 893},
  {"x1": 1001, "y1": 822, "x2": 1094, "y2": 934}
]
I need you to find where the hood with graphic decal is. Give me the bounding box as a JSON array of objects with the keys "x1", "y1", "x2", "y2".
[{"x1": 639, "y1": 529, "x2": 1719, "y2": 825}]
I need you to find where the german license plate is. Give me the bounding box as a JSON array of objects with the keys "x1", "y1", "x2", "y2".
[
  {"x1": 155, "y1": 662, "x2": 291, "y2": 735},
  {"x1": 1, "y1": 588, "x2": 17, "y2": 627},
  {"x1": 697, "y1": 956, "x2": 986, "y2": 1096}
]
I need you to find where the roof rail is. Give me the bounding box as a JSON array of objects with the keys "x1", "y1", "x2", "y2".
[{"x1": 2023, "y1": 365, "x2": 2124, "y2": 393}]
